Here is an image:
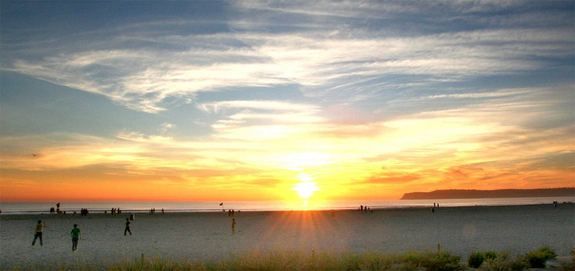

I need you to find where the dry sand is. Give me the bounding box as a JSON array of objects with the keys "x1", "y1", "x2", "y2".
[{"x1": 1, "y1": 204, "x2": 573, "y2": 269}]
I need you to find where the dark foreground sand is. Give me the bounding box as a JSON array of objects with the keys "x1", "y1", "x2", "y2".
[{"x1": 1, "y1": 204, "x2": 573, "y2": 269}]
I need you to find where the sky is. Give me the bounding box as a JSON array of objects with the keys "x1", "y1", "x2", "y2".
[{"x1": 0, "y1": 0, "x2": 574, "y2": 203}]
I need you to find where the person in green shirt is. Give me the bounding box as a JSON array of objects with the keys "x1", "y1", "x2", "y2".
[{"x1": 71, "y1": 224, "x2": 80, "y2": 251}]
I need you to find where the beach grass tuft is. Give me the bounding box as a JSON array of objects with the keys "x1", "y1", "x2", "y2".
[
  {"x1": 525, "y1": 246, "x2": 556, "y2": 268},
  {"x1": 468, "y1": 251, "x2": 499, "y2": 268}
]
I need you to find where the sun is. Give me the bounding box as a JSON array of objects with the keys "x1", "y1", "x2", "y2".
[{"x1": 293, "y1": 173, "x2": 318, "y2": 199}]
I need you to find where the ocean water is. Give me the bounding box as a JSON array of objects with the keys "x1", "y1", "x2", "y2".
[{"x1": 1, "y1": 196, "x2": 574, "y2": 214}]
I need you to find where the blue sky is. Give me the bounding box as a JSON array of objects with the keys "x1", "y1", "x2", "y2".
[{"x1": 1, "y1": 0, "x2": 574, "y2": 202}]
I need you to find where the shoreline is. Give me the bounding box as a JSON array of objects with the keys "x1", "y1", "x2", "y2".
[{"x1": 1, "y1": 201, "x2": 572, "y2": 216}]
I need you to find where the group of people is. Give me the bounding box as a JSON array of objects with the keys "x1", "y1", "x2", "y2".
[
  {"x1": 148, "y1": 208, "x2": 164, "y2": 214},
  {"x1": 31, "y1": 220, "x2": 81, "y2": 251},
  {"x1": 432, "y1": 202, "x2": 440, "y2": 213},
  {"x1": 31, "y1": 216, "x2": 133, "y2": 251},
  {"x1": 225, "y1": 209, "x2": 238, "y2": 216},
  {"x1": 110, "y1": 208, "x2": 122, "y2": 215},
  {"x1": 49, "y1": 202, "x2": 63, "y2": 214},
  {"x1": 359, "y1": 205, "x2": 373, "y2": 213},
  {"x1": 79, "y1": 208, "x2": 90, "y2": 216}
]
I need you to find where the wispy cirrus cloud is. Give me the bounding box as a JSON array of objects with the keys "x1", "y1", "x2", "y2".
[{"x1": 4, "y1": 16, "x2": 573, "y2": 112}]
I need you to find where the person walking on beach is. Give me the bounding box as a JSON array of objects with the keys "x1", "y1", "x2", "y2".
[
  {"x1": 32, "y1": 220, "x2": 44, "y2": 246},
  {"x1": 124, "y1": 218, "x2": 132, "y2": 236},
  {"x1": 71, "y1": 224, "x2": 80, "y2": 251},
  {"x1": 231, "y1": 218, "x2": 236, "y2": 235}
]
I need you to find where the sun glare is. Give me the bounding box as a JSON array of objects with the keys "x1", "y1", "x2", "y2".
[{"x1": 294, "y1": 173, "x2": 318, "y2": 199}]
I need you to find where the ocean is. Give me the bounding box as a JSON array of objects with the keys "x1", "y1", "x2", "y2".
[{"x1": 1, "y1": 196, "x2": 574, "y2": 214}]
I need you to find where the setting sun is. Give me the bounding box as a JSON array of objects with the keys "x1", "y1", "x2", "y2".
[{"x1": 293, "y1": 173, "x2": 319, "y2": 199}]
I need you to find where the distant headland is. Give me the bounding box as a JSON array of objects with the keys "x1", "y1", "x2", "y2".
[{"x1": 401, "y1": 188, "x2": 575, "y2": 200}]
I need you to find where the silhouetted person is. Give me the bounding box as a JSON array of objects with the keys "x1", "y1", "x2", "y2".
[
  {"x1": 360, "y1": 205, "x2": 364, "y2": 212},
  {"x1": 32, "y1": 220, "x2": 44, "y2": 246},
  {"x1": 231, "y1": 218, "x2": 236, "y2": 235},
  {"x1": 71, "y1": 224, "x2": 80, "y2": 251},
  {"x1": 124, "y1": 218, "x2": 132, "y2": 236}
]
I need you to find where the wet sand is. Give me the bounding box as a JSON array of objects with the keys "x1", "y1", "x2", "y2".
[{"x1": 1, "y1": 204, "x2": 573, "y2": 269}]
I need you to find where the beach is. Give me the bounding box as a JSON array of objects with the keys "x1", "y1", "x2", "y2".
[{"x1": 1, "y1": 204, "x2": 573, "y2": 269}]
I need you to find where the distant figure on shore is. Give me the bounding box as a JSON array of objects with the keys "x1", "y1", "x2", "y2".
[
  {"x1": 553, "y1": 201, "x2": 558, "y2": 208},
  {"x1": 80, "y1": 208, "x2": 89, "y2": 216},
  {"x1": 129, "y1": 214, "x2": 135, "y2": 221},
  {"x1": 50, "y1": 207, "x2": 55, "y2": 214},
  {"x1": 161, "y1": 208, "x2": 165, "y2": 214},
  {"x1": 124, "y1": 218, "x2": 132, "y2": 236},
  {"x1": 231, "y1": 218, "x2": 236, "y2": 235},
  {"x1": 71, "y1": 224, "x2": 80, "y2": 251},
  {"x1": 360, "y1": 205, "x2": 364, "y2": 212},
  {"x1": 56, "y1": 202, "x2": 61, "y2": 214},
  {"x1": 228, "y1": 209, "x2": 236, "y2": 216},
  {"x1": 32, "y1": 220, "x2": 44, "y2": 246}
]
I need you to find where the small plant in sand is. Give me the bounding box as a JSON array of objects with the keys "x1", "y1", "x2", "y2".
[
  {"x1": 468, "y1": 251, "x2": 498, "y2": 268},
  {"x1": 525, "y1": 246, "x2": 556, "y2": 268},
  {"x1": 401, "y1": 251, "x2": 464, "y2": 271},
  {"x1": 477, "y1": 253, "x2": 527, "y2": 271},
  {"x1": 559, "y1": 248, "x2": 575, "y2": 271}
]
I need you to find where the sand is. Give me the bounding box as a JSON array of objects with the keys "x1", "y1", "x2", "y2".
[{"x1": 1, "y1": 204, "x2": 574, "y2": 269}]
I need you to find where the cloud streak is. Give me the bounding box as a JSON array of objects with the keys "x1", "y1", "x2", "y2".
[{"x1": 4, "y1": 8, "x2": 573, "y2": 112}]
